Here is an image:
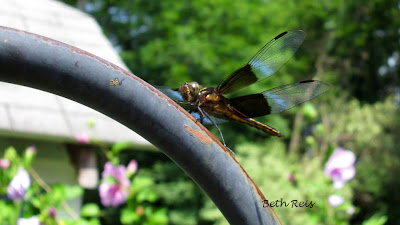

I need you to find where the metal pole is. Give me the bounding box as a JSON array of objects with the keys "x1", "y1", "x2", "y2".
[{"x1": 0, "y1": 26, "x2": 280, "y2": 225}]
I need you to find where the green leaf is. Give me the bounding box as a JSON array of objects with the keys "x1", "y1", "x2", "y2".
[
  {"x1": 81, "y1": 203, "x2": 101, "y2": 217},
  {"x1": 362, "y1": 214, "x2": 388, "y2": 225},
  {"x1": 111, "y1": 142, "x2": 135, "y2": 154},
  {"x1": 136, "y1": 189, "x2": 157, "y2": 203},
  {"x1": 302, "y1": 102, "x2": 318, "y2": 120},
  {"x1": 147, "y1": 208, "x2": 168, "y2": 225},
  {"x1": 4, "y1": 146, "x2": 18, "y2": 161},
  {"x1": 65, "y1": 186, "x2": 83, "y2": 199},
  {"x1": 52, "y1": 184, "x2": 83, "y2": 200},
  {"x1": 121, "y1": 208, "x2": 140, "y2": 224}
]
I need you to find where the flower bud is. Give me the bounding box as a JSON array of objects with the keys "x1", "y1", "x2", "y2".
[
  {"x1": 76, "y1": 133, "x2": 90, "y2": 143},
  {"x1": 0, "y1": 158, "x2": 10, "y2": 169},
  {"x1": 127, "y1": 160, "x2": 138, "y2": 177},
  {"x1": 328, "y1": 195, "x2": 345, "y2": 207},
  {"x1": 49, "y1": 206, "x2": 57, "y2": 218},
  {"x1": 24, "y1": 146, "x2": 36, "y2": 167}
]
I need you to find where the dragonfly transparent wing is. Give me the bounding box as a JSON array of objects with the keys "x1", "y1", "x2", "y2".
[
  {"x1": 229, "y1": 80, "x2": 331, "y2": 118},
  {"x1": 156, "y1": 86, "x2": 184, "y2": 102},
  {"x1": 191, "y1": 112, "x2": 229, "y2": 125},
  {"x1": 217, "y1": 30, "x2": 306, "y2": 94}
]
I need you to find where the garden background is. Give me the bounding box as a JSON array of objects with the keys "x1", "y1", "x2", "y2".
[{"x1": 0, "y1": 0, "x2": 399, "y2": 224}]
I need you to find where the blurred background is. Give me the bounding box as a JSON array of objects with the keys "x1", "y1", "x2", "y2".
[{"x1": 0, "y1": 0, "x2": 399, "y2": 224}]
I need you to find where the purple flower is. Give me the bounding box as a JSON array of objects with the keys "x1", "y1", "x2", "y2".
[
  {"x1": 7, "y1": 167, "x2": 31, "y2": 201},
  {"x1": 329, "y1": 194, "x2": 345, "y2": 207},
  {"x1": 0, "y1": 158, "x2": 10, "y2": 169},
  {"x1": 17, "y1": 216, "x2": 40, "y2": 225},
  {"x1": 99, "y1": 162, "x2": 130, "y2": 207},
  {"x1": 324, "y1": 148, "x2": 356, "y2": 189},
  {"x1": 76, "y1": 133, "x2": 90, "y2": 143}
]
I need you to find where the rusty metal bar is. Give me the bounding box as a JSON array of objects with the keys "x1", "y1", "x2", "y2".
[{"x1": 0, "y1": 26, "x2": 281, "y2": 225}]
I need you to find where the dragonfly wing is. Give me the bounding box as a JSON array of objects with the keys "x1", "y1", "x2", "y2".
[
  {"x1": 191, "y1": 112, "x2": 229, "y2": 125},
  {"x1": 217, "y1": 30, "x2": 306, "y2": 94},
  {"x1": 156, "y1": 86, "x2": 183, "y2": 102},
  {"x1": 229, "y1": 80, "x2": 331, "y2": 118}
]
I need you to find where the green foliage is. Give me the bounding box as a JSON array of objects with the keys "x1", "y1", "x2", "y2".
[
  {"x1": 0, "y1": 146, "x2": 98, "y2": 225},
  {"x1": 362, "y1": 214, "x2": 388, "y2": 225},
  {"x1": 81, "y1": 203, "x2": 101, "y2": 217},
  {"x1": 110, "y1": 141, "x2": 136, "y2": 154},
  {"x1": 118, "y1": 175, "x2": 168, "y2": 225},
  {"x1": 0, "y1": 144, "x2": 170, "y2": 225},
  {"x1": 148, "y1": 161, "x2": 203, "y2": 225}
]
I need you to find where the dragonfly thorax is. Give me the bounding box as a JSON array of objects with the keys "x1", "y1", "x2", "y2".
[
  {"x1": 179, "y1": 81, "x2": 200, "y2": 102},
  {"x1": 200, "y1": 87, "x2": 223, "y2": 102}
]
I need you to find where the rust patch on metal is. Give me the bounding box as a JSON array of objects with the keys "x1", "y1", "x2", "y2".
[{"x1": 185, "y1": 125, "x2": 212, "y2": 145}]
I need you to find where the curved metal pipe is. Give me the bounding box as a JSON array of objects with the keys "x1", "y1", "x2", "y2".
[{"x1": 0, "y1": 26, "x2": 280, "y2": 225}]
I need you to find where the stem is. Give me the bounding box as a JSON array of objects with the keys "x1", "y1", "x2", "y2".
[{"x1": 29, "y1": 168, "x2": 79, "y2": 219}]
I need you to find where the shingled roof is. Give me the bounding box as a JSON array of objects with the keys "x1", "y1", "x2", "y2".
[{"x1": 0, "y1": 0, "x2": 151, "y2": 146}]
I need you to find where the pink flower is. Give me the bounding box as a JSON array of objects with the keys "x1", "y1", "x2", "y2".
[
  {"x1": 347, "y1": 206, "x2": 356, "y2": 215},
  {"x1": 127, "y1": 160, "x2": 138, "y2": 176},
  {"x1": 49, "y1": 206, "x2": 57, "y2": 218},
  {"x1": 7, "y1": 167, "x2": 31, "y2": 201},
  {"x1": 26, "y1": 146, "x2": 36, "y2": 154},
  {"x1": 288, "y1": 173, "x2": 296, "y2": 185},
  {"x1": 324, "y1": 148, "x2": 356, "y2": 189},
  {"x1": 99, "y1": 162, "x2": 130, "y2": 207},
  {"x1": 329, "y1": 195, "x2": 345, "y2": 207},
  {"x1": 0, "y1": 158, "x2": 10, "y2": 169},
  {"x1": 76, "y1": 133, "x2": 90, "y2": 143},
  {"x1": 17, "y1": 216, "x2": 40, "y2": 225}
]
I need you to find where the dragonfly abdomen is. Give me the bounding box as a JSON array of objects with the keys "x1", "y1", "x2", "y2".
[
  {"x1": 229, "y1": 113, "x2": 283, "y2": 137},
  {"x1": 243, "y1": 118, "x2": 283, "y2": 137}
]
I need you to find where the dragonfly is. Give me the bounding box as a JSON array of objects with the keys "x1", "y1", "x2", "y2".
[{"x1": 158, "y1": 30, "x2": 331, "y2": 146}]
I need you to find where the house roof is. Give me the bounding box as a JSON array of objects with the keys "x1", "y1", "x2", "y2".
[{"x1": 0, "y1": 0, "x2": 151, "y2": 146}]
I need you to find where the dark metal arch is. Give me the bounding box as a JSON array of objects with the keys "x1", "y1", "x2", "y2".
[{"x1": 0, "y1": 26, "x2": 280, "y2": 225}]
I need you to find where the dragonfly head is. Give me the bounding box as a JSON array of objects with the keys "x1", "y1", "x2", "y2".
[{"x1": 179, "y1": 81, "x2": 200, "y2": 102}]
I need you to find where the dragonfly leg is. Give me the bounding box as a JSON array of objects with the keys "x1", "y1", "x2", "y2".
[
  {"x1": 196, "y1": 106, "x2": 205, "y2": 124},
  {"x1": 197, "y1": 107, "x2": 234, "y2": 155},
  {"x1": 187, "y1": 103, "x2": 198, "y2": 116}
]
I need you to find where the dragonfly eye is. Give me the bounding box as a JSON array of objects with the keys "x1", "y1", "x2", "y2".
[
  {"x1": 179, "y1": 82, "x2": 198, "y2": 102},
  {"x1": 188, "y1": 82, "x2": 200, "y2": 95}
]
